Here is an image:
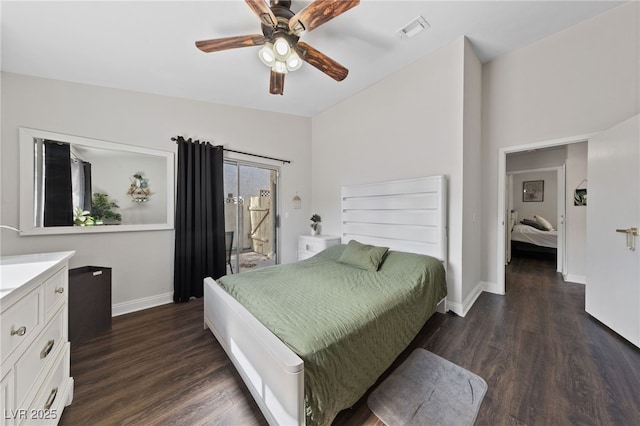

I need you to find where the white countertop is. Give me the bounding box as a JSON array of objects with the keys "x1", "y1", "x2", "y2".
[{"x1": 0, "y1": 251, "x2": 75, "y2": 301}]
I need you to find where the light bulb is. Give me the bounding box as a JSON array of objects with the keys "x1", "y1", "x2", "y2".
[
  {"x1": 286, "y1": 51, "x2": 302, "y2": 71},
  {"x1": 273, "y1": 37, "x2": 290, "y2": 61},
  {"x1": 258, "y1": 44, "x2": 275, "y2": 67},
  {"x1": 273, "y1": 60, "x2": 287, "y2": 74}
]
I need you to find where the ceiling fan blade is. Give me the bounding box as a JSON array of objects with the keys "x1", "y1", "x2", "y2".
[
  {"x1": 289, "y1": 0, "x2": 360, "y2": 34},
  {"x1": 270, "y1": 71, "x2": 285, "y2": 95},
  {"x1": 195, "y1": 34, "x2": 267, "y2": 53},
  {"x1": 245, "y1": 0, "x2": 278, "y2": 27},
  {"x1": 295, "y1": 42, "x2": 348, "y2": 81}
]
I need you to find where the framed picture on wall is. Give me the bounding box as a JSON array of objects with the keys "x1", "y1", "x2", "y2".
[{"x1": 523, "y1": 180, "x2": 544, "y2": 202}]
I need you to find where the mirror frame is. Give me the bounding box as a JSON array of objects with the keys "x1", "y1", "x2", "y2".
[{"x1": 19, "y1": 127, "x2": 175, "y2": 235}]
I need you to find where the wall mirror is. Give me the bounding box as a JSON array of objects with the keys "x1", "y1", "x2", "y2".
[{"x1": 19, "y1": 128, "x2": 174, "y2": 235}]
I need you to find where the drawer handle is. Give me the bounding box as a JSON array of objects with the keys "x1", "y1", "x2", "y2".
[
  {"x1": 41, "y1": 339, "x2": 55, "y2": 359},
  {"x1": 44, "y1": 387, "x2": 58, "y2": 410},
  {"x1": 55, "y1": 287, "x2": 65, "y2": 294},
  {"x1": 11, "y1": 326, "x2": 27, "y2": 336}
]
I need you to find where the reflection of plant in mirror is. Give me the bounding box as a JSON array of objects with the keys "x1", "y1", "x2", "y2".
[
  {"x1": 92, "y1": 193, "x2": 122, "y2": 223},
  {"x1": 73, "y1": 207, "x2": 95, "y2": 226}
]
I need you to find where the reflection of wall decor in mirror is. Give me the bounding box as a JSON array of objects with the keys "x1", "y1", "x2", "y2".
[
  {"x1": 574, "y1": 179, "x2": 588, "y2": 206},
  {"x1": 523, "y1": 180, "x2": 544, "y2": 202},
  {"x1": 128, "y1": 172, "x2": 152, "y2": 203},
  {"x1": 19, "y1": 128, "x2": 175, "y2": 235}
]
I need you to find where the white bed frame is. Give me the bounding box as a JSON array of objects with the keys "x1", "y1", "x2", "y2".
[{"x1": 204, "y1": 175, "x2": 448, "y2": 426}]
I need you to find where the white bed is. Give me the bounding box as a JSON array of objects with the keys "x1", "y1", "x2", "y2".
[
  {"x1": 203, "y1": 175, "x2": 448, "y2": 425},
  {"x1": 511, "y1": 223, "x2": 557, "y2": 248}
]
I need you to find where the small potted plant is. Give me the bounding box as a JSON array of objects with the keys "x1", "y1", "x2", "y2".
[
  {"x1": 73, "y1": 207, "x2": 95, "y2": 226},
  {"x1": 92, "y1": 193, "x2": 122, "y2": 225},
  {"x1": 310, "y1": 214, "x2": 321, "y2": 235}
]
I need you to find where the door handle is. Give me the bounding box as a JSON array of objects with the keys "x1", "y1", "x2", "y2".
[
  {"x1": 616, "y1": 227, "x2": 638, "y2": 235},
  {"x1": 616, "y1": 227, "x2": 638, "y2": 250}
]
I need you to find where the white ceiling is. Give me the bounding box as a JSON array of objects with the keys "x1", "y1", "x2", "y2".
[{"x1": 1, "y1": 1, "x2": 626, "y2": 117}]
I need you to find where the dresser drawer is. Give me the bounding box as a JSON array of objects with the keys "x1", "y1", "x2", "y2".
[
  {"x1": 1, "y1": 368, "x2": 15, "y2": 426},
  {"x1": 297, "y1": 249, "x2": 316, "y2": 261},
  {"x1": 1, "y1": 288, "x2": 41, "y2": 362},
  {"x1": 23, "y1": 346, "x2": 69, "y2": 426},
  {"x1": 43, "y1": 269, "x2": 67, "y2": 321},
  {"x1": 16, "y1": 308, "x2": 64, "y2": 407},
  {"x1": 297, "y1": 236, "x2": 341, "y2": 260}
]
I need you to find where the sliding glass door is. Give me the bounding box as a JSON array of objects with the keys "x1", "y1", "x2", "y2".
[{"x1": 223, "y1": 160, "x2": 279, "y2": 274}]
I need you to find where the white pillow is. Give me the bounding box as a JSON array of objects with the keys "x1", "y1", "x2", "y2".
[{"x1": 534, "y1": 215, "x2": 553, "y2": 231}]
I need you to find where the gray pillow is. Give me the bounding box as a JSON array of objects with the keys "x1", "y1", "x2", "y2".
[
  {"x1": 520, "y1": 219, "x2": 547, "y2": 231},
  {"x1": 338, "y1": 240, "x2": 389, "y2": 271}
]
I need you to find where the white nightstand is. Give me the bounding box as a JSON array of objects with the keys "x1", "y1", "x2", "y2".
[{"x1": 298, "y1": 235, "x2": 341, "y2": 260}]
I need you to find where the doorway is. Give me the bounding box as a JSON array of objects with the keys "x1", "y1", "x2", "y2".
[
  {"x1": 223, "y1": 160, "x2": 279, "y2": 274},
  {"x1": 496, "y1": 133, "x2": 593, "y2": 294},
  {"x1": 506, "y1": 165, "x2": 565, "y2": 272}
]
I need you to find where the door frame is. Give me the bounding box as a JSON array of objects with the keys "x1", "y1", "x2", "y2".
[{"x1": 496, "y1": 133, "x2": 594, "y2": 294}]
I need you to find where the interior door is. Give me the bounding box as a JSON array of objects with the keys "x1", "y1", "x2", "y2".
[{"x1": 586, "y1": 114, "x2": 639, "y2": 347}]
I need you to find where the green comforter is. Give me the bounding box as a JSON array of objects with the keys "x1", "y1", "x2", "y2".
[{"x1": 218, "y1": 244, "x2": 447, "y2": 426}]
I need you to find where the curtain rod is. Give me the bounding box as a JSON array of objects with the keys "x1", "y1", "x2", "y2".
[
  {"x1": 172, "y1": 136, "x2": 291, "y2": 164},
  {"x1": 224, "y1": 148, "x2": 291, "y2": 164}
]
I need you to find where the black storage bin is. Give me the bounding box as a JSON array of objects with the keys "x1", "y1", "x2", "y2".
[{"x1": 69, "y1": 266, "x2": 112, "y2": 347}]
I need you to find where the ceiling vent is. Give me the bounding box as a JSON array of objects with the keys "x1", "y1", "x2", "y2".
[{"x1": 398, "y1": 16, "x2": 430, "y2": 39}]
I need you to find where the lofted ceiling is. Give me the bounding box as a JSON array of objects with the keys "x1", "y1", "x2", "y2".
[{"x1": 1, "y1": 1, "x2": 626, "y2": 117}]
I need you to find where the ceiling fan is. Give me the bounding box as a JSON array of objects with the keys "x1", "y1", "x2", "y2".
[{"x1": 195, "y1": 0, "x2": 360, "y2": 95}]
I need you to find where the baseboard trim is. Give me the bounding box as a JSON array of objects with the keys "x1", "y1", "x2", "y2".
[
  {"x1": 564, "y1": 274, "x2": 586, "y2": 285},
  {"x1": 447, "y1": 281, "x2": 486, "y2": 317},
  {"x1": 481, "y1": 281, "x2": 503, "y2": 295},
  {"x1": 112, "y1": 292, "x2": 174, "y2": 317}
]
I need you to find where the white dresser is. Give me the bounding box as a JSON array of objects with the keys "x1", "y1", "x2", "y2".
[
  {"x1": 1, "y1": 251, "x2": 75, "y2": 426},
  {"x1": 297, "y1": 235, "x2": 341, "y2": 260}
]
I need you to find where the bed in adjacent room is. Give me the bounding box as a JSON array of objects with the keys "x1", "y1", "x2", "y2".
[
  {"x1": 511, "y1": 215, "x2": 557, "y2": 257},
  {"x1": 203, "y1": 175, "x2": 448, "y2": 426}
]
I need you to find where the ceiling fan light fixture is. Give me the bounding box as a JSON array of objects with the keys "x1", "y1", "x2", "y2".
[
  {"x1": 286, "y1": 51, "x2": 302, "y2": 71},
  {"x1": 258, "y1": 43, "x2": 276, "y2": 66},
  {"x1": 197, "y1": 0, "x2": 360, "y2": 94},
  {"x1": 273, "y1": 37, "x2": 291, "y2": 60},
  {"x1": 273, "y1": 60, "x2": 288, "y2": 74}
]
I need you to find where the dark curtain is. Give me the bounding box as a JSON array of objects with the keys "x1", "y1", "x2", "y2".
[
  {"x1": 44, "y1": 140, "x2": 73, "y2": 226},
  {"x1": 82, "y1": 161, "x2": 92, "y2": 211},
  {"x1": 173, "y1": 136, "x2": 226, "y2": 302}
]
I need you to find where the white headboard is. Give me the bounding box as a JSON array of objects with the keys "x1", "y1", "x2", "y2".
[{"x1": 341, "y1": 175, "x2": 448, "y2": 265}]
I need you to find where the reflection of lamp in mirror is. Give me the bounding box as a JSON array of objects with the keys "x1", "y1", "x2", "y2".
[{"x1": 128, "y1": 172, "x2": 152, "y2": 204}]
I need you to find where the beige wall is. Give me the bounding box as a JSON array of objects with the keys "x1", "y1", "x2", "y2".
[
  {"x1": 461, "y1": 38, "x2": 483, "y2": 309},
  {"x1": 0, "y1": 72, "x2": 312, "y2": 311},
  {"x1": 511, "y1": 171, "x2": 558, "y2": 228},
  {"x1": 482, "y1": 2, "x2": 639, "y2": 286}
]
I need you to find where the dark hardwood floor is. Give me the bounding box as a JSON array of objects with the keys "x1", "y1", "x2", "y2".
[{"x1": 60, "y1": 255, "x2": 640, "y2": 425}]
